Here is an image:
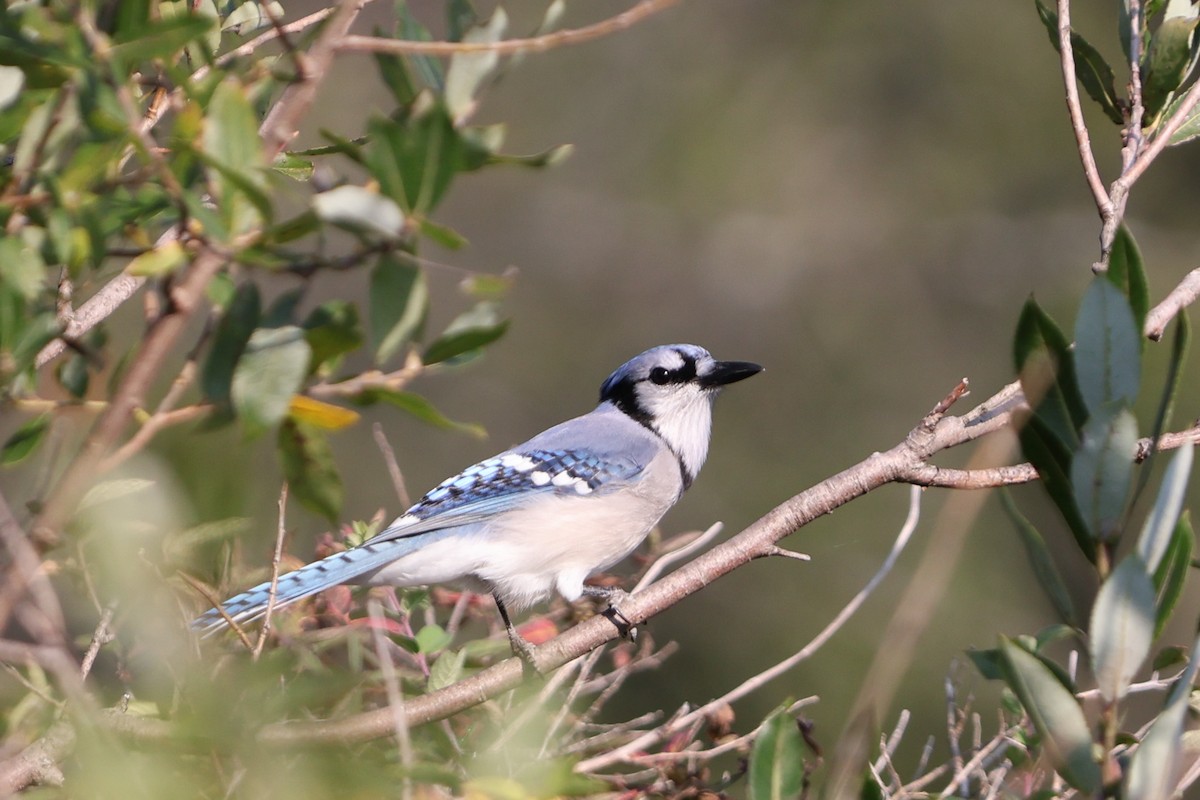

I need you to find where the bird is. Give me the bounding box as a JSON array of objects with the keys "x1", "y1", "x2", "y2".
[{"x1": 192, "y1": 344, "x2": 762, "y2": 662}]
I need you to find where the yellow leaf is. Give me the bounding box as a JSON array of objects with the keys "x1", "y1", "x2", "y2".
[
  {"x1": 287, "y1": 395, "x2": 360, "y2": 430},
  {"x1": 126, "y1": 240, "x2": 187, "y2": 277}
]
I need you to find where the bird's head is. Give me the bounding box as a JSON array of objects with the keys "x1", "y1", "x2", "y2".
[{"x1": 599, "y1": 344, "x2": 762, "y2": 486}]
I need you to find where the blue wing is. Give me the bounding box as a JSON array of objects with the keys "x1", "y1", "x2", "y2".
[{"x1": 372, "y1": 448, "x2": 647, "y2": 542}]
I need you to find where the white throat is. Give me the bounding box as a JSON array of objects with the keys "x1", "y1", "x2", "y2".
[{"x1": 635, "y1": 385, "x2": 716, "y2": 484}]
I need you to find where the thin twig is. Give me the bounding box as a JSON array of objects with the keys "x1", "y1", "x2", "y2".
[
  {"x1": 337, "y1": 0, "x2": 680, "y2": 57},
  {"x1": 253, "y1": 484, "x2": 290, "y2": 661},
  {"x1": 1056, "y1": 0, "x2": 1113, "y2": 225},
  {"x1": 373, "y1": 423, "x2": 412, "y2": 509},
  {"x1": 98, "y1": 361, "x2": 203, "y2": 472},
  {"x1": 368, "y1": 600, "x2": 414, "y2": 797},
  {"x1": 79, "y1": 607, "x2": 115, "y2": 680},
  {"x1": 629, "y1": 696, "x2": 818, "y2": 766},
  {"x1": 309, "y1": 350, "x2": 425, "y2": 398},
  {"x1": 1145, "y1": 266, "x2": 1200, "y2": 340},
  {"x1": 635, "y1": 522, "x2": 724, "y2": 589}
]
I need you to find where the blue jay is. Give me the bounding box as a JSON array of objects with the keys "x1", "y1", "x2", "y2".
[{"x1": 193, "y1": 344, "x2": 761, "y2": 661}]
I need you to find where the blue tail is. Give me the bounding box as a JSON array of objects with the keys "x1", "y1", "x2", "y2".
[{"x1": 191, "y1": 532, "x2": 436, "y2": 635}]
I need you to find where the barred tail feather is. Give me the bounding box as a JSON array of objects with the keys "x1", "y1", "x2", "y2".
[{"x1": 191, "y1": 533, "x2": 432, "y2": 636}]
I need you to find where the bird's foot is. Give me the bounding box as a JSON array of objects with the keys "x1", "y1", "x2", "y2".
[
  {"x1": 506, "y1": 627, "x2": 543, "y2": 672},
  {"x1": 581, "y1": 586, "x2": 639, "y2": 642}
]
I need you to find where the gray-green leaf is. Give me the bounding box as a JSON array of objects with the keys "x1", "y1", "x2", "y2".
[
  {"x1": 1124, "y1": 635, "x2": 1200, "y2": 800},
  {"x1": 1071, "y1": 405, "x2": 1137, "y2": 540},
  {"x1": 1137, "y1": 442, "x2": 1193, "y2": 572},
  {"x1": 1074, "y1": 277, "x2": 1141, "y2": 414},
  {"x1": 370, "y1": 255, "x2": 428, "y2": 364},
  {"x1": 1090, "y1": 555, "x2": 1156, "y2": 703},
  {"x1": 313, "y1": 185, "x2": 406, "y2": 240},
  {"x1": 998, "y1": 637, "x2": 1100, "y2": 793},
  {"x1": 231, "y1": 326, "x2": 311, "y2": 438}
]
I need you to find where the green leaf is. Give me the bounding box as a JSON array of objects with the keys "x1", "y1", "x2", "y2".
[
  {"x1": 372, "y1": 31, "x2": 417, "y2": 106},
  {"x1": 202, "y1": 282, "x2": 260, "y2": 409},
  {"x1": 10, "y1": 313, "x2": 64, "y2": 376},
  {"x1": 1074, "y1": 277, "x2": 1141, "y2": 414},
  {"x1": 312, "y1": 185, "x2": 406, "y2": 239},
  {"x1": 1018, "y1": 413, "x2": 1096, "y2": 560},
  {"x1": 1090, "y1": 555, "x2": 1156, "y2": 703},
  {"x1": 414, "y1": 623, "x2": 452, "y2": 654},
  {"x1": 749, "y1": 707, "x2": 806, "y2": 800},
  {"x1": 303, "y1": 301, "x2": 363, "y2": 373},
  {"x1": 1151, "y1": 512, "x2": 1193, "y2": 637},
  {"x1": 1070, "y1": 405, "x2": 1137, "y2": 540},
  {"x1": 1135, "y1": 313, "x2": 1190, "y2": 505},
  {"x1": 1105, "y1": 226, "x2": 1150, "y2": 332},
  {"x1": 418, "y1": 217, "x2": 468, "y2": 250},
  {"x1": 1, "y1": 414, "x2": 50, "y2": 465},
  {"x1": 427, "y1": 647, "x2": 467, "y2": 692},
  {"x1": 56, "y1": 352, "x2": 89, "y2": 398},
  {"x1": 1136, "y1": 442, "x2": 1193, "y2": 572},
  {"x1": 967, "y1": 647, "x2": 1004, "y2": 680},
  {"x1": 261, "y1": 287, "x2": 305, "y2": 329},
  {"x1": 1142, "y1": 15, "x2": 1200, "y2": 123},
  {"x1": 1014, "y1": 297, "x2": 1086, "y2": 446},
  {"x1": 277, "y1": 418, "x2": 343, "y2": 522},
  {"x1": 0, "y1": 235, "x2": 47, "y2": 302},
  {"x1": 358, "y1": 389, "x2": 486, "y2": 439},
  {"x1": 231, "y1": 326, "x2": 311, "y2": 438},
  {"x1": 1124, "y1": 635, "x2": 1200, "y2": 800},
  {"x1": 998, "y1": 637, "x2": 1101, "y2": 793},
  {"x1": 1165, "y1": 94, "x2": 1200, "y2": 144},
  {"x1": 271, "y1": 153, "x2": 313, "y2": 181},
  {"x1": 446, "y1": 0, "x2": 478, "y2": 42},
  {"x1": 110, "y1": 14, "x2": 214, "y2": 68},
  {"x1": 369, "y1": 255, "x2": 428, "y2": 363},
  {"x1": 423, "y1": 301, "x2": 508, "y2": 365},
  {"x1": 1034, "y1": 0, "x2": 1125, "y2": 125},
  {"x1": 203, "y1": 78, "x2": 268, "y2": 238},
  {"x1": 444, "y1": 9, "x2": 507, "y2": 121},
  {"x1": 366, "y1": 110, "x2": 464, "y2": 214},
  {"x1": 78, "y1": 478, "x2": 155, "y2": 513},
  {"x1": 999, "y1": 490, "x2": 1077, "y2": 624},
  {"x1": 396, "y1": 5, "x2": 445, "y2": 93}
]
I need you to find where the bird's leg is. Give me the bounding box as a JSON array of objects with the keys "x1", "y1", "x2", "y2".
[
  {"x1": 492, "y1": 592, "x2": 540, "y2": 669},
  {"x1": 580, "y1": 585, "x2": 638, "y2": 642}
]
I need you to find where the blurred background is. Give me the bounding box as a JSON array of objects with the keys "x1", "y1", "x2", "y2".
[{"x1": 13, "y1": 0, "x2": 1200, "y2": 780}]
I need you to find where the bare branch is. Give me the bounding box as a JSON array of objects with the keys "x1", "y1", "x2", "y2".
[
  {"x1": 1055, "y1": 0, "x2": 1113, "y2": 227},
  {"x1": 1145, "y1": 266, "x2": 1200, "y2": 340},
  {"x1": 368, "y1": 600, "x2": 414, "y2": 789},
  {"x1": 373, "y1": 424, "x2": 413, "y2": 509},
  {"x1": 0, "y1": 721, "x2": 74, "y2": 793},
  {"x1": 337, "y1": 0, "x2": 680, "y2": 57},
  {"x1": 35, "y1": 274, "x2": 145, "y2": 368},
  {"x1": 253, "y1": 485, "x2": 291, "y2": 661}
]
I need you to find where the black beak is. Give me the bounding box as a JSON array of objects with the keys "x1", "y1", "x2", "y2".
[{"x1": 700, "y1": 360, "x2": 763, "y2": 388}]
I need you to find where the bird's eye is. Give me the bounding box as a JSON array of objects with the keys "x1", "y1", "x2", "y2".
[{"x1": 649, "y1": 367, "x2": 671, "y2": 385}]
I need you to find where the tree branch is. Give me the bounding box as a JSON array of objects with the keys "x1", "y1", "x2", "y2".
[{"x1": 336, "y1": 0, "x2": 680, "y2": 57}]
